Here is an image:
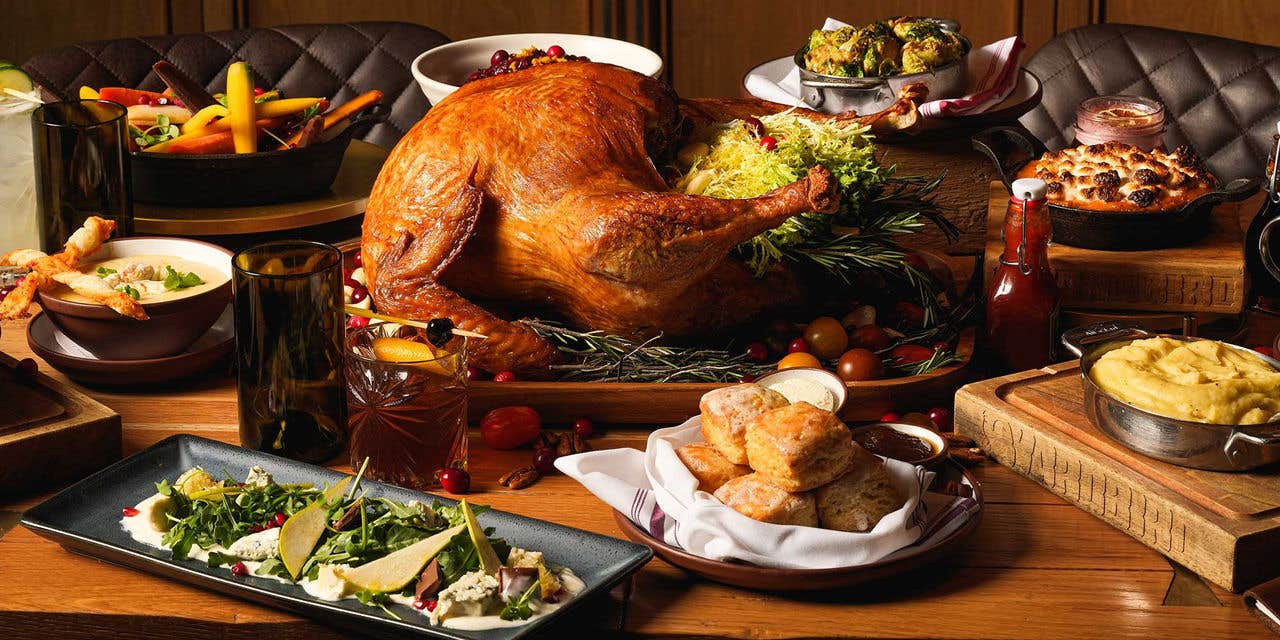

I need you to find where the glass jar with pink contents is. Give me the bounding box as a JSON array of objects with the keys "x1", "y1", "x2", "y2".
[{"x1": 1074, "y1": 95, "x2": 1166, "y2": 150}]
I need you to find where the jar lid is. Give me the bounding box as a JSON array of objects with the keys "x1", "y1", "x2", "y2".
[{"x1": 1011, "y1": 178, "x2": 1048, "y2": 201}]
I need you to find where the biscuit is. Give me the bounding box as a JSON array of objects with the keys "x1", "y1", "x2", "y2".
[
  {"x1": 699, "y1": 384, "x2": 789, "y2": 465},
  {"x1": 712, "y1": 472, "x2": 818, "y2": 527},
  {"x1": 676, "y1": 443, "x2": 751, "y2": 493},
  {"x1": 744, "y1": 401, "x2": 855, "y2": 492},
  {"x1": 815, "y1": 447, "x2": 904, "y2": 532}
]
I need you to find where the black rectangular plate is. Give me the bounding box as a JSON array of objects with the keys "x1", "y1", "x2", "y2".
[{"x1": 20, "y1": 434, "x2": 652, "y2": 640}]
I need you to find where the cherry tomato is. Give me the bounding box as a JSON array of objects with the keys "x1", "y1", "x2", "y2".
[
  {"x1": 841, "y1": 305, "x2": 876, "y2": 331},
  {"x1": 804, "y1": 316, "x2": 849, "y2": 360},
  {"x1": 480, "y1": 406, "x2": 542, "y2": 450},
  {"x1": 547, "y1": 45, "x2": 565, "y2": 58},
  {"x1": 928, "y1": 406, "x2": 954, "y2": 431},
  {"x1": 904, "y1": 251, "x2": 929, "y2": 272},
  {"x1": 744, "y1": 341, "x2": 769, "y2": 363},
  {"x1": 15, "y1": 358, "x2": 38, "y2": 379},
  {"x1": 849, "y1": 325, "x2": 892, "y2": 351},
  {"x1": 439, "y1": 468, "x2": 470, "y2": 494},
  {"x1": 532, "y1": 447, "x2": 559, "y2": 474},
  {"x1": 890, "y1": 344, "x2": 936, "y2": 365},
  {"x1": 764, "y1": 335, "x2": 789, "y2": 357},
  {"x1": 880, "y1": 412, "x2": 901, "y2": 423},
  {"x1": 492, "y1": 370, "x2": 517, "y2": 382},
  {"x1": 894, "y1": 302, "x2": 925, "y2": 327},
  {"x1": 787, "y1": 337, "x2": 810, "y2": 354},
  {"x1": 777, "y1": 352, "x2": 821, "y2": 370},
  {"x1": 573, "y1": 418, "x2": 595, "y2": 439},
  {"x1": 900, "y1": 412, "x2": 935, "y2": 429},
  {"x1": 836, "y1": 348, "x2": 884, "y2": 381}
]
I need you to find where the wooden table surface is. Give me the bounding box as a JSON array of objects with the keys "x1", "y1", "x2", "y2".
[{"x1": 0, "y1": 317, "x2": 1271, "y2": 640}]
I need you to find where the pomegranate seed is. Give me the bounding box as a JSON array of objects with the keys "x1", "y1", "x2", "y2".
[
  {"x1": 744, "y1": 341, "x2": 769, "y2": 363},
  {"x1": 412, "y1": 599, "x2": 428, "y2": 610},
  {"x1": 759, "y1": 135, "x2": 778, "y2": 151},
  {"x1": 253, "y1": 87, "x2": 264, "y2": 96},
  {"x1": 439, "y1": 468, "x2": 470, "y2": 494},
  {"x1": 787, "y1": 338, "x2": 809, "y2": 354},
  {"x1": 273, "y1": 512, "x2": 287, "y2": 527},
  {"x1": 880, "y1": 412, "x2": 901, "y2": 423},
  {"x1": 348, "y1": 315, "x2": 370, "y2": 330},
  {"x1": 122, "y1": 507, "x2": 140, "y2": 517},
  {"x1": 156, "y1": 97, "x2": 169, "y2": 105},
  {"x1": 425, "y1": 599, "x2": 437, "y2": 611},
  {"x1": 350, "y1": 285, "x2": 368, "y2": 303},
  {"x1": 742, "y1": 117, "x2": 765, "y2": 138},
  {"x1": 138, "y1": 95, "x2": 151, "y2": 105},
  {"x1": 532, "y1": 447, "x2": 558, "y2": 474},
  {"x1": 465, "y1": 366, "x2": 488, "y2": 381},
  {"x1": 352, "y1": 252, "x2": 363, "y2": 268},
  {"x1": 492, "y1": 370, "x2": 516, "y2": 383},
  {"x1": 249, "y1": 524, "x2": 265, "y2": 533},
  {"x1": 231, "y1": 562, "x2": 249, "y2": 576},
  {"x1": 15, "y1": 358, "x2": 38, "y2": 378},
  {"x1": 573, "y1": 418, "x2": 595, "y2": 439},
  {"x1": 547, "y1": 45, "x2": 565, "y2": 58}
]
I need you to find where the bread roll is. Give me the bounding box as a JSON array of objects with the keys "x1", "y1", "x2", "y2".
[
  {"x1": 815, "y1": 447, "x2": 904, "y2": 532},
  {"x1": 713, "y1": 472, "x2": 819, "y2": 527},
  {"x1": 699, "y1": 384, "x2": 788, "y2": 464},
  {"x1": 676, "y1": 443, "x2": 750, "y2": 493},
  {"x1": 744, "y1": 401, "x2": 856, "y2": 492}
]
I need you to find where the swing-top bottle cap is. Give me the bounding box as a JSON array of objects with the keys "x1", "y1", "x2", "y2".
[{"x1": 1011, "y1": 178, "x2": 1048, "y2": 202}]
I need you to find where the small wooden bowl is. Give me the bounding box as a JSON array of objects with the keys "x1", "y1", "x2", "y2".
[{"x1": 850, "y1": 422, "x2": 950, "y2": 470}]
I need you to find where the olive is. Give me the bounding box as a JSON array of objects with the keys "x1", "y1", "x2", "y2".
[
  {"x1": 425, "y1": 318, "x2": 455, "y2": 347},
  {"x1": 837, "y1": 348, "x2": 883, "y2": 382},
  {"x1": 803, "y1": 316, "x2": 848, "y2": 360}
]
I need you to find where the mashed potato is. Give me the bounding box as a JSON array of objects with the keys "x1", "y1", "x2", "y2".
[{"x1": 1089, "y1": 337, "x2": 1280, "y2": 425}]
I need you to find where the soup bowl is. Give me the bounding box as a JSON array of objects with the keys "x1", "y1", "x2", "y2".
[{"x1": 37, "y1": 237, "x2": 233, "y2": 360}]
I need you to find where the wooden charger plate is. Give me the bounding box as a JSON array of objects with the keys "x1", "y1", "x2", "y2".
[{"x1": 612, "y1": 460, "x2": 983, "y2": 591}]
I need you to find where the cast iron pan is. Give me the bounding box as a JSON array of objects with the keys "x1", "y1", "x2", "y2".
[
  {"x1": 130, "y1": 106, "x2": 386, "y2": 207},
  {"x1": 971, "y1": 126, "x2": 1258, "y2": 251}
]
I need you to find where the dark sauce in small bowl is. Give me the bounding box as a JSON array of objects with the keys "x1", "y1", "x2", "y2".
[{"x1": 855, "y1": 425, "x2": 936, "y2": 463}]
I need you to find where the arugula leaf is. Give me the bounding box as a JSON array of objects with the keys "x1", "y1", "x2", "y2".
[
  {"x1": 96, "y1": 266, "x2": 117, "y2": 278},
  {"x1": 499, "y1": 582, "x2": 540, "y2": 621},
  {"x1": 130, "y1": 114, "x2": 181, "y2": 149},
  {"x1": 163, "y1": 265, "x2": 205, "y2": 291},
  {"x1": 354, "y1": 589, "x2": 401, "y2": 620},
  {"x1": 206, "y1": 551, "x2": 240, "y2": 567},
  {"x1": 255, "y1": 557, "x2": 292, "y2": 579}
]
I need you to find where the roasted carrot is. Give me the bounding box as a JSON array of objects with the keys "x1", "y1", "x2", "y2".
[
  {"x1": 284, "y1": 90, "x2": 382, "y2": 147},
  {"x1": 156, "y1": 117, "x2": 287, "y2": 154}
]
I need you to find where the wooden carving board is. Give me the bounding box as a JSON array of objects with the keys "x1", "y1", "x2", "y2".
[
  {"x1": 984, "y1": 183, "x2": 1250, "y2": 314},
  {"x1": 956, "y1": 361, "x2": 1280, "y2": 592},
  {"x1": 0, "y1": 351, "x2": 121, "y2": 496}
]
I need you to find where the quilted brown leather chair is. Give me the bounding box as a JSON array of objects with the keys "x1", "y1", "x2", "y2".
[
  {"x1": 20, "y1": 22, "x2": 449, "y2": 149},
  {"x1": 1020, "y1": 23, "x2": 1280, "y2": 182}
]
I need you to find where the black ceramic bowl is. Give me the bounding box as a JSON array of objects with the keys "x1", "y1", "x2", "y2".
[
  {"x1": 129, "y1": 107, "x2": 384, "y2": 207},
  {"x1": 972, "y1": 126, "x2": 1259, "y2": 251}
]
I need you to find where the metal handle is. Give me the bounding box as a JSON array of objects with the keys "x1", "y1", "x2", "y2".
[
  {"x1": 971, "y1": 126, "x2": 1047, "y2": 191},
  {"x1": 1060, "y1": 321, "x2": 1153, "y2": 357},
  {"x1": 798, "y1": 77, "x2": 886, "y2": 89},
  {"x1": 1224, "y1": 429, "x2": 1280, "y2": 469}
]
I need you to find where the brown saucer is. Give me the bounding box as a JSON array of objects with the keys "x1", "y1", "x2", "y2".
[
  {"x1": 27, "y1": 306, "x2": 233, "y2": 387},
  {"x1": 612, "y1": 460, "x2": 982, "y2": 591}
]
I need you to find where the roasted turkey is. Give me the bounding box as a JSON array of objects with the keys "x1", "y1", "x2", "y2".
[{"x1": 362, "y1": 62, "x2": 921, "y2": 376}]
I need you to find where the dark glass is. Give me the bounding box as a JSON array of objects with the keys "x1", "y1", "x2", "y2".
[
  {"x1": 31, "y1": 99, "x2": 132, "y2": 253},
  {"x1": 985, "y1": 191, "x2": 1060, "y2": 373},
  {"x1": 1246, "y1": 129, "x2": 1280, "y2": 302},
  {"x1": 346, "y1": 323, "x2": 469, "y2": 490},
  {"x1": 233, "y1": 241, "x2": 346, "y2": 463}
]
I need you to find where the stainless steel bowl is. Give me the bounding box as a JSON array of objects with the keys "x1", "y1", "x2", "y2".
[
  {"x1": 1062, "y1": 322, "x2": 1280, "y2": 471},
  {"x1": 794, "y1": 20, "x2": 970, "y2": 114}
]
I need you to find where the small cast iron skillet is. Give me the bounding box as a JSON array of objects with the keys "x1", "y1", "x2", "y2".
[{"x1": 972, "y1": 126, "x2": 1258, "y2": 251}]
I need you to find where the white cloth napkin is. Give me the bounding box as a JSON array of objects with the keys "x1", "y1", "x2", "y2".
[
  {"x1": 556, "y1": 416, "x2": 981, "y2": 569},
  {"x1": 743, "y1": 17, "x2": 1025, "y2": 118}
]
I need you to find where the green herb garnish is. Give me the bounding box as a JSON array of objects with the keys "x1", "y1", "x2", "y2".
[
  {"x1": 96, "y1": 266, "x2": 117, "y2": 278},
  {"x1": 130, "y1": 114, "x2": 181, "y2": 149},
  {"x1": 163, "y1": 265, "x2": 204, "y2": 291},
  {"x1": 499, "y1": 582, "x2": 540, "y2": 621},
  {"x1": 120, "y1": 284, "x2": 141, "y2": 300}
]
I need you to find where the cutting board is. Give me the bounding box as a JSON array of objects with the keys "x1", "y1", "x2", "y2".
[
  {"x1": 984, "y1": 183, "x2": 1250, "y2": 314},
  {"x1": 955, "y1": 362, "x2": 1280, "y2": 592},
  {"x1": 0, "y1": 351, "x2": 121, "y2": 496}
]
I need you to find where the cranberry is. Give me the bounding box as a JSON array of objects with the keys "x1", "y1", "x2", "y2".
[
  {"x1": 122, "y1": 507, "x2": 140, "y2": 517},
  {"x1": 547, "y1": 45, "x2": 565, "y2": 58},
  {"x1": 759, "y1": 135, "x2": 778, "y2": 151},
  {"x1": 156, "y1": 97, "x2": 169, "y2": 105},
  {"x1": 350, "y1": 285, "x2": 368, "y2": 303},
  {"x1": 174, "y1": 98, "x2": 184, "y2": 107},
  {"x1": 352, "y1": 252, "x2": 363, "y2": 268},
  {"x1": 787, "y1": 338, "x2": 809, "y2": 354},
  {"x1": 273, "y1": 512, "x2": 287, "y2": 527},
  {"x1": 572, "y1": 418, "x2": 594, "y2": 439},
  {"x1": 231, "y1": 562, "x2": 249, "y2": 576},
  {"x1": 880, "y1": 412, "x2": 901, "y2": 423},
  {"x1": 492, "y1": 370, "x2": 516, "y2": 382},
  {"x1": 467, "y1": 70, "x2": 483, "y2": 82},
  {"x1": 439, "y1": 467, "x2": 470, "y2": 494},
  {"x1": 15, "y1": 358, "x2": 38, "y2": 378},
  {"x1": 343, "y1": 276, "x2": 360, "y2": 289},
  {"x1": 137, "y1": 95, "x2": 151, "y2": 105},
  {"x1": 514, "y1": 58, "x2": 532, "y2": 71},
  {"x1": 744, "y1": 341, "x2": 769, "y2": 363},
  {"x1": 928, "y1": 407, "x2": 954, "y2": 431},
  {"x1": 533, "y1": 447, "x2": 559, "y2": 474},
  {"x1": 490, "y1": 49, "x2": 510, "y2": 67},
  {"x1": 0, "y1": 284, "x2": 14, "y2": 300},
  {"x1": 348, "y1": 315, "x2": 370, "y2": 330},
  {"x1": 253, "y1": 87, "x2": 264, "y2": 96},
  {"x1": 742, "y1": 117, "x2": 765, "y2": 138}
]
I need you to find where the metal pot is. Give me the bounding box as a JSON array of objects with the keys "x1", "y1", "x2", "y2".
[
  {"x1": 1061, "y1": 321, "x2": 1280, "y2": 471},
  {"x1": 795, "y1": 19, "x2": 970, "y2": 114}
]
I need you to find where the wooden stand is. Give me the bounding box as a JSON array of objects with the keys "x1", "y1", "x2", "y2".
[{"x1": 956, "y1": 362, "x2": 1280, "y2": 592}]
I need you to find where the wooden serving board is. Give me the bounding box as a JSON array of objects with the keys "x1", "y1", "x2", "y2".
[
  {"x1": 955, "y1": 361, "x2": 1280, "y2": 592},
  {"x1": 984, "y1": 183, "x2": 1250, "y2": 314},
  {"x1": 0, "y1": 351, "x2": 122, "y2": 496}
]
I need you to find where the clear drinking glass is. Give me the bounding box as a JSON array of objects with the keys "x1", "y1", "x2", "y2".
[
  {"x1": 346, "y1": 322, "x2": 469, "y2": 490},
  {"x1": 0, "y1": 89, "x2": 40, "y2": 251},
  {"x1": 233, "y1": 241, "x2": 347, "y2": 463},
  {"x1": 31, "y1": 99, "x2": 132, "y2": 253}
]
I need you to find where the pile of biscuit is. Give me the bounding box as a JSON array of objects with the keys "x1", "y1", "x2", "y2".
[{"x1": 677, "y1": 383, "x2": 903, "y2": 532}]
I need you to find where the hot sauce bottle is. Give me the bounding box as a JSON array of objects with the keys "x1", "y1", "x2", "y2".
[{"x1": 985, "y1": 178, "x2": 1060, "y2": 372}]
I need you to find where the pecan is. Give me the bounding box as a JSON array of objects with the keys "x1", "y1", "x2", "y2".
[
  {"x1": 1092, "y1": 170, "x2": 1121, "y2": 188},
  {"x1": 570, "y1": 432, "x2": 591, "y2": 454},
  {"x1": 1133, "y1": 168, "x2": 1160, "y2": 185},
  {"x1": 1127, "y1": 188, "x2": 1157, "y2": 207},
  {"x1": 500, "y1": 466, "x2": 541, "y2": 489},
  {"x1": 951, "y1": 447, "x2": 987, "y2": 467},
  {"x1": 536, "y1": 432, "x2": 561, "y2": 451},
  {"x1": 942, "y1": 433, "x2": 976, "y2": 448},
  {"x1": 554, "y1": 434, "x2": 573, "y2": 457}
]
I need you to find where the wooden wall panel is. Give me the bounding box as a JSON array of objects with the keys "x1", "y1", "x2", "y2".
[
  {"x1": 244, "y1": 0, "x2": 595, "y2": 40},
  {"x1": 668, "y1": 0, "x2": 1019, "y2": 96},
  {"x1": 1101, "y1": 0, "x2": 1280, "y2": 47},
  {"x1": 0, "y1": 0, "x2": 170, "y2": 63}
]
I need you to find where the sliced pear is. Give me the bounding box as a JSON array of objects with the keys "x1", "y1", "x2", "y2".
[
  {"x1": 371, "y1": 336, "x2": 452, "y2": 376},
  {"x1": 335, "y1": 524, "x2": 465, "y2": 592},
  {"x1": 460, "y1": 500, "x2": 503, "y2": 576},
  {"x1": 279, "y1": 476, "x2": 351, "y2": 579}
]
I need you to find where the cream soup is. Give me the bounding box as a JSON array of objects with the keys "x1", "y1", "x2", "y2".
[{"x1": 53, "y1": 254, "x2": 226, "y2": 305}]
